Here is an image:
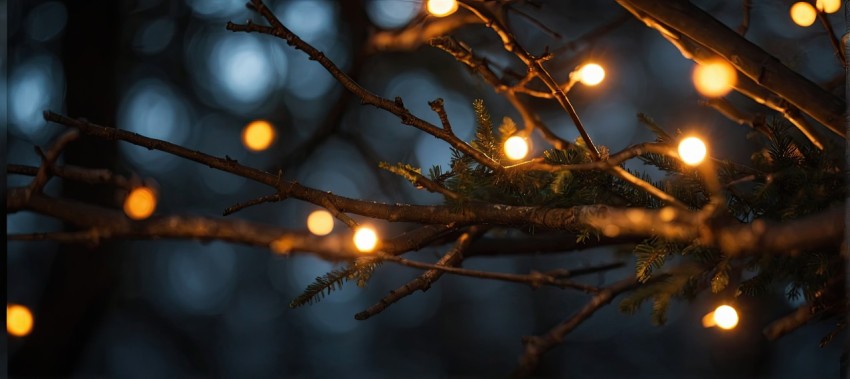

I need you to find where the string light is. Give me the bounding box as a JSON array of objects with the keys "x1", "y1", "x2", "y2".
[
  {"x1": 790, "y1": 2, "x2": 817, "y2": 26},
  {"x1": 692, "y1": 60, "x2": 737, "y2": 97},
  {"x1": 242, "y1": 120, "x2": 276, "y2": 152},
  {"x1": 124, "y1": 186, "x2": 157, "y2": 220},
  {"x1": 816, "y1": 0, "x2": 841, "y2": 13},
  {"x1": 307, "y1": 210, "x2": 334, "y2": 236},
  {"x1": 677, "y1": 136, "x2": 707, "y2": 166},
  {"x1": 575, "y1": 63, "x2": 605, "y2": 86},
  {"x1": 353, "y1": 226, "x2": 379, "y2": 253},
  {"x1": 702, "y1": 304, "x2": 739, "y2": 330},
  {"x1": 427, "y1": 0, "x2": 458, "y2": 17},
  {"x1": 7, "y1": 304, "x2": 34, "y2": 337},
  {"x1": 503, "y1": 136, "x2": 530, "y2": 160}
]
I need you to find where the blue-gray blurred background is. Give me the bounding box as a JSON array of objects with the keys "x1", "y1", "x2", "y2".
[{"x1": 6, "y1": 0, "x2": 846, "y2": 377}]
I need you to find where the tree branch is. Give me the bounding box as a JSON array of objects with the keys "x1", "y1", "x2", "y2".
[{"x1": 618, "y1": 0, "x2": 845, "y2": 137}]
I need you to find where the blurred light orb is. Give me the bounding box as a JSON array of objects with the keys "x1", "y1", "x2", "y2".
[
  {"x1": 124, "y1": 187, "x2": 157, "y2": 220},
  {"x1": 7, "y1": 304, "x2": 34, "y2": 337},
  {"x1": 790, "y1": 2, "x2": 817, "y2": 26},
  {"x1": 365, "y1": 0, "x2": 420, "y2": 29},
  {"x1": 307, "y1": 210, "x2": 334, "y2": 236},
  {"x1": 677, "y1": 137, "x2": 707, "y2": 166},
  {"x1": 692, "y1": 60, "x2": 737, "y2": 97},
  {"x1": 816, "y1": 0, "x2": 841, "y2": 13},
  {"x1": 353, "y1": 226, "x2": 379, "y2": 253},
  {"x1": 427, "y1": 0, "x2": 458, "y2": 17},
  {"x1": 577, "y1": 63, "x2": 605, "y2": 86},
  {"x1": 503, "y1": 136, "x2": 529, "y2": 160},
  {"x1": 242, "y1": 120, "x2": 276, "y2": 152},
  {"x1": 713, "y1": 305, "x2": 739, "y2": 330}
]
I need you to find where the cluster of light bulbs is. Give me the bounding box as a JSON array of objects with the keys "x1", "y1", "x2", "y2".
[{"x1": 791, "y1": 0, "x2": 841, "y2": 27}]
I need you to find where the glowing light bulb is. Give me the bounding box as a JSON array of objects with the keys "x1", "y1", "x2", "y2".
[
  {"x1": 242, "y1": 120, "x2": 276, "y2": 152},
  {"x1": 353, "y1": 226, "x2": 379, "y2": 253},
  {"x1": 576, "y1": 63, "x2": 605, "y2": 86},
  {"x1": 124, "y1": 187, "x2": 157, "y2": 220},
  {"x1": 713, "y1": 305, "x2": 739, "y2": 330},
  {"x1": 790, "y1": 2, "x2": 817, "y2": 26},
  {"x1": 503, "y1": 136, "x2": 529, "y2": 160},
  {"x1": 692, "y1": 60, "x2": 737, "y2": 97},
  {"x1": 427, "y1": 0, "x2": 458, "y2": 17},
  {"x1": 307, "y1": 210, "x2": 334, "y2": 236},
  {"x1": 677, "y1": 137, "x2": 707, "y2": 166},
  {"x1": 816, "y1": 0, "x2": 841, "y2": 13},
  {"x1": 7, "y1": 304, "x2": 34, "y2": 337}
]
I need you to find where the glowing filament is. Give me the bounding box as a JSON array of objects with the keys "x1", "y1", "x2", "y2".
[
  {"x1": 790, "y1": 2, "x2": 817, "y2": 26},
  {"x1": 576, "y1": 63, "x2": 605, "y2": 86},
  {"x1": 353, "y1": 226, "x2": 379, "y2": 253},
  {"x1": 124, "y1": 187, "x2": 157, "y2": 220},
  {"x1": 427, "y1": 0, "x2": 458, "y2": 17},
  {"x1": 692, "y1": 60, "x2": 737, "y2": 97},
  {"x1": 677, "y1": 137, "x2": 707, "y2": 166},
  {"x1": 307, "y1": 210, "x2": 334, "y2": 236},
  {"x1": 7, "y1": 304, "x2": 34, "y2": 337},
  {"x1": 242, "y1": 120, "x2": 276, "y2": 152},
  {"x1": 816, "y1": 0, "x2": 841, "y2": 13},
  {"x1": 504, "y1": 136, "x2": 530, "y2": 160}
]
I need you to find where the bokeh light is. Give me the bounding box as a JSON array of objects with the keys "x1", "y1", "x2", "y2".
[
  {"x1": 118, "y1": 79, "x2": 191, "y2": 169},
  {"x1": 816, "y1": 0, "x2": 841, "y2": 13},
  {"x1": 577, "y1": 63, "x2": 606, "y2": 86},
  {"x1": 124, "y1": 187, "x2": 158, "y2": 220},
  {"x1": 242, "y1": 120, "x2": 276, "y2": 152},
  {"x1": 7, "y1": 304, "x2": 34, "y2": 337},
  {"x1": 503, "y1": 136, "x2": 529, "y2": 160},
  {"x1": 790, "y1": 2, "x2": 817, "y2": 27},
  {"x1": 677, "y1": 136, "x2": 707, "y2": 166},
  {"x1": 307, "y1": 210, "x2": 335, "y2": 236},
  {"x1": 9, "y1": 55, "x2": 65, "y2": 143},
  {"x1": 427, "y1": 0, "x2": 459, "y2": 17},
  {"x1": 713, "y1": 305, "x2": 739, "y2": 330},
  {"x1": 365, "y1": 0, "x2": 420, "y2": 29},
  {"x1": 353, "y1": 226, "x2": 379, "y2": 253},
  {"x1": 692, "y1": 60, "x2": 737, "y2": 97}
]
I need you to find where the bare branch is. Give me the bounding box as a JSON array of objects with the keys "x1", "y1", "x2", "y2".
[
  {"x1": 618, "y1": 0, "x2": 845, "y2": 137},
  {"x1": 514, "y1": 276, "x2": 641, "y2": 377},
  {"x1": 763, "y1": 304, "x2": 814, "y2": 341},
  {"x1": 355, "y1": 227, "x2": 482, "y2": 320},
  {"x1": 376, "y1": 252, "x2": 601, "y2": 293}
]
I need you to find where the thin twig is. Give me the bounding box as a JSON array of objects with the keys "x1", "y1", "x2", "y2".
[
  {"x1": 514, "y1": 276, "x2": 641, "y2": 377},
  {"x1": 8, "y1": 163, "x2": 130, "y2": 189},
  {"x1": 817, "y1": 11, "x2": 846, "y2": 67},
  {"x1": 376, "y1": 252, "x2": 600, "y2": 293},
  {"x1": 223, "y1": 193, "x2": 284, "y2": 216},
  {"x1": 355, "y1": 227, "x2": 483, "y2": 320},
  {"x1": 28, "y1": 130, "x2": 80, "y2": 194}
]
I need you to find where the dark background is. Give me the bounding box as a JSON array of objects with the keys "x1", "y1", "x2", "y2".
[{"x1": 6, "y1": 0, "x2": 846, "y2": 377}]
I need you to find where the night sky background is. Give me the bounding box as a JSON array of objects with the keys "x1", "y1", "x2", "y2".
[{"x1": 5, "y1": 0, "x2": 847, "y2": 377}]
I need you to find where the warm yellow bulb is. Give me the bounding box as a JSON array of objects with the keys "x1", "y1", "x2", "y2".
[
  {"x1": 677, "y1": 137, "x2": 707, "y2": 166},
  {"x1": 790, "y1": 2, "x2": 817, "y2": 26},
  {"x1": 713, "y1": 305, "x2": 739, "y2": 330},
  {"x1": 503, "y1": 136, "x2": 529, "y2": 160},
  {"x1": 692, "y1": 60, "x2": 737, "y2": 97},
  {"x1": 7, "y1": 304, "x2": 34, "y2": 337},
  {"x1": 242, "y1": 120, "x2": 276, "y2": 152},
  {"x1": 427, "y1": 0, "x2": 458, "y2": 17},
  {"x1": 124, "y1": 187, "x2": 157, "y2": 220},
  {"x1": 816, "y1": 0, "x2": 841, "y2": 13},
  {"x1": 577, "y1": 63, "x2": 605, "y2": 86},
  {"x1": 307, "y1": 210, "x2": 334, "y2": 236},
  {"x1": 353, "y1": 226, "x2": 379, "y2": 253}
]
